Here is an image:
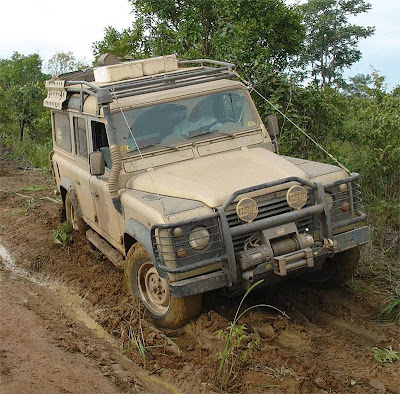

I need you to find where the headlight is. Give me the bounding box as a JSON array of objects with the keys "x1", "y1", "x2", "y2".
[
  {"x1": 188, "y1": 226, "x2": 210, "y2": 250},
  {"x1": 325, "y1": 193, "x2": 334, "y2": 210}
]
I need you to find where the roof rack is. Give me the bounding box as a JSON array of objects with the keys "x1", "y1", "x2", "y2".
[{"x1": 44, "y1": 58, "x2": 237, "y2": 110}]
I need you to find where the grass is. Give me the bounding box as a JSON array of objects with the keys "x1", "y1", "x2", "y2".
[
  {"x1": 372, "y1": 346, "x2": 399, "y2": 364},
  {"x1": 17, "y1": 185, "x2": 46, "y2": 192},
  {"x1": 215, "y1": 280, "x2": 289, "y2": 388},
  {"x1": 52, "y1": 221, "x2": 72, "y2": 247},
  {"x1": 1, "y1": 125, "x2": 52, "y2": 169},
  {"x1": 374, "y1": 296, "x2": 400, "y2": 323},
  {"x1": 122, "y1": 304, "x2": 148, "y2": 369}
]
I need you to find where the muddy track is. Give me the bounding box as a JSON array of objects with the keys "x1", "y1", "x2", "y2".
[{"x1": 0, "y1": 149, "x2": 399, "y2": 393}]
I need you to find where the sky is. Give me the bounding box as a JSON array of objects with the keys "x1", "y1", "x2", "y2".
[{"x1": 0, "y1": 0, "x2": 398, "y2": 89}]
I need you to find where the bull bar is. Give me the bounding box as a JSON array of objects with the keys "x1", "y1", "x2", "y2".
[{"x1": 151, "y1": 173, "x2": 367, "y2": 296}]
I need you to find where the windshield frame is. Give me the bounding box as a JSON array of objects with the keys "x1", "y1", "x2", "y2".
[{"x1": 109, "y1": 85, "x2": 261, "y2": 158}]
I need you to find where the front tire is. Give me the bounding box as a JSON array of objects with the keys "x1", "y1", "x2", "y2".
[
  {"x1": 124, "y1": 244, "x2": 202, "y2": 329},
  {"x1": 306, "y1": 246, "x2": 360, "y2": 288},
  {"x1": 65, "y1": 193, "x2": 87, "y2": 234}
]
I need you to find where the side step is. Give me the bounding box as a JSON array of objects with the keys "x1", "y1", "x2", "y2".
[{"x1": 86, "y1": 229, "x2": 124, "y2": 269}]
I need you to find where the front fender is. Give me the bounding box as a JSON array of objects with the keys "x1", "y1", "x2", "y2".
[
  {"x1": 124, "y1": 219, "x2": 158, "y2": 270},
  {"x1": 60, "y1": 177, "x2": 83, "y2": 218}
]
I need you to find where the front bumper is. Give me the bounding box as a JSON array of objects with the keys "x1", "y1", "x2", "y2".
[{"x1": 151, "y1": 173, "x2": 368, "y2": 298}]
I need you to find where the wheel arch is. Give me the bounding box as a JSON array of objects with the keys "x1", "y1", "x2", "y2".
[
  {"x1": 60, "y1": 177, "x2": 83, "y2": 218},
  {"x1": 124, "y1": 219, "x2": 161, "y2": 275}
]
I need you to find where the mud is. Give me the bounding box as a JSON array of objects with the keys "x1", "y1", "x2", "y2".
[{"x1": 0, "y1": 148, "x2": 399, "y2": 393}]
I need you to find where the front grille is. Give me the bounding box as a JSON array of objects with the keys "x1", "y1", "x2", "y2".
[{"x1": 225, "y1": 193, "x2": 314, "y2": 253}]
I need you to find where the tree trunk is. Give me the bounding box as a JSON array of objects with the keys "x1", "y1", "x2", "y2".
[{"x1": 19, "y1": 121, "x2": 25, "y2": 141}]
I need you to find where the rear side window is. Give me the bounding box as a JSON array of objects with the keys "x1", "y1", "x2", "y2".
[
  {"x1": 73, "y1": 117, "x2": 88, "y2": 158},
  {"x1": 53, "y1": 112, "x2": 72, "y2": 152}
]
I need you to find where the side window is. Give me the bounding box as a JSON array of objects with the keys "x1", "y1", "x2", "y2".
[
  {"x1": 53, "y1": 112, "x2": 72, "y2": 152},
  {"x1": 91, "y1": 121, "x2": 111, "y2": 168},
  {"x1": 73, "y1": 117, "x2": 88, "y2": 158}
]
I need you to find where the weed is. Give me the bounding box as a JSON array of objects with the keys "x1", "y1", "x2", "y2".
[
  {"x1": 122, "y1": 304, "x2": 148, "y2": 369},
  {"x1": 10, "y1": 209, "x2": 26, "y2": 216},
  {"x1": 215, "y1": 280, "x2": 288, "y2": 388},
  {"x1": 17, "y1": 185, "x2": 46, "y2": 192},
  {"x1": 31, "y1": 258, "x2": 52, "y2": 272},
  {"x1": 261, "y1": 384, "x2": 281, "y2": 389},
  {"x1": 52, "y1": 221, "x2": 72, "y2": 246},
  {"x1": 375, "y1": 295, "x2": 400, "y2": 323},
  {"x1": 372, "y1": 346, "x2": 399, "y2": 364}
]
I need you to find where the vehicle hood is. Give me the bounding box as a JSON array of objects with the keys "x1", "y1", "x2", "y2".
[{"x1": 125, "y1": 148, "x2": 308, "y2": 208}]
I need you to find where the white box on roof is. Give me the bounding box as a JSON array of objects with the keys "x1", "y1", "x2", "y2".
[
  {"x1": 93, "y1": 55, "x2": 179, "y2": 83},
  {"x1": 94, "y1": 61, "x2": 144, "y2": 83},
  {"x1": 142, "y1": 55, "x2": 178, "y2": 75}
]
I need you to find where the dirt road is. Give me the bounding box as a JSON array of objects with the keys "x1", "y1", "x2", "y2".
[{"x1": 0, "y1": 148, "x2": 399, "y2": 393}]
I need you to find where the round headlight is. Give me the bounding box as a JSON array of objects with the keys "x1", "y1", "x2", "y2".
[
  {"x1": 188, "y1": 226, "x2": 210, "y2": 250},
  {"x1": 325, "y1": 193, "x2": 334, "y2": 210}
]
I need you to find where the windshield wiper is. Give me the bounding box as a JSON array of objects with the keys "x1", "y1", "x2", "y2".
[{"x1": 186, "y1": 128, "x2": 234, "y2": 139}]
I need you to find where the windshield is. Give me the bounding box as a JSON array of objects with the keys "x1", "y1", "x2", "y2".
[{"x1": 111, "y1": 88, "x2": 259, "y2": 154}]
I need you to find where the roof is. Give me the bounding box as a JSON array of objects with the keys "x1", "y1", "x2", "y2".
[{"x1": 43, "y1": 57, "x2": 237, "y2": 114}]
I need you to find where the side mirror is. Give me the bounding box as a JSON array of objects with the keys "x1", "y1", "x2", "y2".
[
  {"x1": 89, "y1": 151, "x2": 105, "y2": 176},
  {"x1": 266, "y1": 115, "x2": 280, "y2": 139}
]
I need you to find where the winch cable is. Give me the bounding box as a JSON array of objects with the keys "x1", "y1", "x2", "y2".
[
  {"x1": 234, "y1": 71, "x2": 351, "y2": 174},
  {"x1": 111, "y1": 89, "x2": 171, "y2": 219}
]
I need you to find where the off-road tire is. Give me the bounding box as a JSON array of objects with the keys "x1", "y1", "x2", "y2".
[
  {"x1": 124, "y1": 243, "x2": 202, "y2": 329},
  {"x1": 65, "y1": 193, "x2": 87, "y2": 235},
  {"x1": 307, "y1": 246, "x2": 360, "y2": 288}
]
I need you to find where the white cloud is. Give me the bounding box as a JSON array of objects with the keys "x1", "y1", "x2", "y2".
[{"x1": 0, "y1": 0, "x2": 133, "y2": 63}]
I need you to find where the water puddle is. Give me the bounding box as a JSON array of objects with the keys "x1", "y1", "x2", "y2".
[{"x1": 0, "y1": 240, "x2": 113, "y2": 343}]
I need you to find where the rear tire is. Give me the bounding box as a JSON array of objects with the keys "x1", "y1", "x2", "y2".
[
  {"x1": 306, "y1": 246, "x2": 360, "y2": 288},
  {"x1": 124, "y1": 243, "x2": 202, "y2": 329},
  {"x1": 65, "y1": 193, "x2": 87, "y2": 235}
]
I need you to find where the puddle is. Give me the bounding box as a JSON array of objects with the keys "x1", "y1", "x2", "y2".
[
  {"x1": 0, "y1": 240, "x2": 114, "y2": 343},
  {"x1": 0, "y1": 241, "x2": 39, "y2": 281}
]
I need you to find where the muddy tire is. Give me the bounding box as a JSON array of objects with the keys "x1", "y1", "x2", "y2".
[
  {"x1": 65, "y1": 193, "x2": 87, "y2": 235},
  {"x1": 124, "y1": 244, "x2": 202, "y2": 329},
  {"x1": 306, "y1": 246, "x2": 360, "y2": 288}
]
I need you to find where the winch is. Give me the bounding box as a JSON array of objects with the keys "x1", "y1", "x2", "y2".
[{"x1": 237, "y1": 223, "x2": 315, "y2": 277}]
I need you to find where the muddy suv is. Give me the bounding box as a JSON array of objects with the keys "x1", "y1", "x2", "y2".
[{"x1": 44, "y1": 55, "x2": 368, "y2": 328}]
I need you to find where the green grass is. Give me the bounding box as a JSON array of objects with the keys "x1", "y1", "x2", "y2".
[
  {"x1": 372, "y1": 346, "x2": 399, "y2": 364},
  {"x1": 17, "y1": 185, "x2": 46, "y2": 192},
  {"x1": 53, "y1": 221, "x2": 72, "y2": 246},
  {"x1": 1, "y1": 125, "x2": 52, "y2": 169},
  {"x1": 375, "y1": 296, "x2": 400, "y2": 323}
]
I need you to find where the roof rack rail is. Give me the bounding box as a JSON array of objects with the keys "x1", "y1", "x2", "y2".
[{"x1": 44, "y1": 58, "x2": 237, "y2": 110}]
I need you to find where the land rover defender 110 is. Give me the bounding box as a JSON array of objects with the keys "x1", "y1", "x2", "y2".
[{"x1": 44, "y1": 55, "x2": 369, "y2": 328}]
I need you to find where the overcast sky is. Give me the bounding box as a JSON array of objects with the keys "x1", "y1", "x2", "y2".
[{"x1": 1, "y1": 0, "x2": 398, "y2": 89}]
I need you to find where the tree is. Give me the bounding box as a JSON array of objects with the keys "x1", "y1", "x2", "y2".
[
  {"x1": 92, "y1": 0, "x2": 305, "y2": 75},
  {"x1": 46, "y1": 51, "x2": 90, "y2": 76},
  {"x1": 0, "y1": 53, "x2": 47, "y2": 141},
  {"x1": 299, "y1": 0, "x2": 375, "y2": 87}
]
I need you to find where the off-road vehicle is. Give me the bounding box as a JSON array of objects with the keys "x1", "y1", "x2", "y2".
[{"x1": 44, "y1": 55, "x2": 368, "y2": 328}]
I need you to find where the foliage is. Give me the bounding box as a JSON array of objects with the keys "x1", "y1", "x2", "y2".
[
  {"x1": 0, "y1": 52, "x2": 48, "y2": 141},
  {"x1": 53, "y1": 221, "x2": 72, "y2": 246},
  {"x1": 372, "y1": 346, "x2": 399, "y2": 364},
  {"x1": 45, "y1": 51, "x2": 90, "y2": 76},
  {"x1": 299, "y1": 0, "x2": 375, "y2": 87},
  {"x1": 344, "y1": 72, "x2": 400, "y2": 206},
  {"x1": 215, "y1": 280, "x2": 287, "y2": 388},
  {"x1": 93, "y1": 0, "x2": 305, "y2": 75},
  {"x1": 375, "y1": 296, "x2": 400, "y2": 323},
  {"x1": 1, "y1": 124, "x2": 52, "y2": 168}
]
